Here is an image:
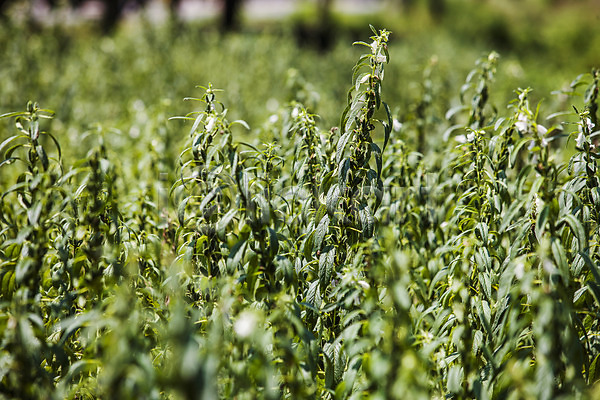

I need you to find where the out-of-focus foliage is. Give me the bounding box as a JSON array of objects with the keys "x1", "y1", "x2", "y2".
[{"x1": 1, "y1": 0, "x2": 599, "y2": 161}]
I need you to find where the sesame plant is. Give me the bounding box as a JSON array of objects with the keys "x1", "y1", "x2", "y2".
[{"x1": 1, "y1": 26, "x2": 600, "y2": 400}]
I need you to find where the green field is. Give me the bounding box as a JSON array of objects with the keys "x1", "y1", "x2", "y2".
[{"x1": 1, "y1": 1, "x2": 600, "y2": 398}]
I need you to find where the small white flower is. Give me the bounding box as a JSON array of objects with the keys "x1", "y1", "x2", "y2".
[
  {"x1": 537, "y1": 124, "x2": 548, "y2": 136},
  {"x1": 422, "y1": 331, "x2": 434, "y2": 343},
  {"x1": 357, "y1": 280, "x2": 370, "y2": 290},
  {"x1": 576, "y1": 131, "x2": 585, "y2": 148},
  {"x1": 291, "y1": 106, "x2": 299, "y2": 119},
  {"x1": 455, "y1": 131, "x2": 475, "y2": 144},
  {"x1": 205, "y1": 116, "x2": 216, "y2": 132},
  {"x1": 515, "y1": 113, "x2": 528, "y2": 132},
  {"x1": 269, "y1": 114, "x2": 279, "y2": 124},
  {"x1": 585, "y1": 117, "x2": 595, "y2": 132},
  {"x1": 392, "y1": 119, "x2": 403, "y2": 132},
  {"x1": 455, "y1": 134, "x2": 467, "y2": 144},
  {"x1": 515, "y1": 121, "x2": 528, "y2": 132},
  {"x1": 376, "y1": 54, "x2": 387, "y2": 63},
  {"x1": 541, "y1": 137, "x2": 548, "y2": 147},
  {"x1": 234, "y1": 311, "x2": 258, "y2": 339}
]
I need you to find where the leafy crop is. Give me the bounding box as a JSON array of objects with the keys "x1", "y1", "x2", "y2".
[{"x1": 1, "y1": 25, "x2": 600, "y2": 400}]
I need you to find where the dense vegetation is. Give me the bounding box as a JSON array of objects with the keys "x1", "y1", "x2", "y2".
[{"x1": 2, "y1": 2, "x2": 600, "y2": 398}]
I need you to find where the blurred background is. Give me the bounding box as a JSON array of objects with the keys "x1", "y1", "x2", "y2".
[{"x1": 1, "y1": 0, "x2": 599, "y2": 158}]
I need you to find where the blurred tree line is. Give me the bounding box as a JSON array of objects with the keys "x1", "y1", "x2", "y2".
[
  {"x1": 0, "y1": 0, "x2": 244, "y2": 33},
  {"x1": 0, "y1": 0, "x2": 452, "y2": 35}
]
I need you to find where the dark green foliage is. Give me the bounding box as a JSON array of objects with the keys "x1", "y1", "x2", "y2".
[{"x1": 1, "y1": 26, "x2": 600, "y2": 400}]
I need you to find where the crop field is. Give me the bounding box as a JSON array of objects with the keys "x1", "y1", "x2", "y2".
[{"x1": 1, "y1": 1, "x2": 600, "y2": 399}]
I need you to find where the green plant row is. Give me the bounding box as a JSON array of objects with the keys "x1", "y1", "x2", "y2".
[{"x1": 1, "y1": 26, "x2": 600, "y2": 399}]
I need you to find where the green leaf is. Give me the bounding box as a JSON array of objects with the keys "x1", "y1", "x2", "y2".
[
  {"x1": 382, "y1": 102, "x2": 392, "y2": 151},
  {"x1": 447, "y1": 366, "x2": 463, "y2": 394},
  {"x1": 369, "y1": 24, "x2": 378, "y2": 36},
  {"x1": 47, "y1": 132, "x2": 62, "y2": 162},
  {"x1": 573, "y1": 286, "x2": 588, "y2": 304},
  {"x1": 442, "y1": 124, "x2": 464, "y2": 141},
  {"x1": 336, "y1": 131, "x2": 352, "y2": 164},
  {"x1": 27, "y1": 201, "x2": 42, "y2": 226},
  {"x1": 560, "y1": 213, "x2": 587, "y2": 252},
  {"x1": 314, "y1": 214, "x2": 330, "y2": 250},
  {"x1": 36, "y1": 144, "x2": 48, "y2": 171},
  {"x1": 217, "y1": 208, "x2": 237, "y2": 239},
  {"x1": 0, "y1": 157, "x2": 17, "y2": 169},
  {"x1": 580, "y1": 252, "x2": 600, "y2": 285},
  {"x1": 319, "y1": 247, "x2": 335, "y2": 287},
  {"x1": 239, "y1": 170, "x2": 250, "y2": 201},
  {"x1": 229, "y1": 119, "x2": 250, "y2": 130},
  {"x1": 319, "y1": 170, "x2": 335, "y2": 197},
  {"x1": 302, "y1": 229, "x2": 315, "y2": 261},
  {"x1": 352, "y1": 40, "x2": 371, "y2": 48},
  {"x1": 199, "y1": 186, "x2": 220, "y2": 215},
  {"x1": 371, "y1": 142, "x2": 382, "y2": 180},
  {"x1": 340, "y1": 101, "x2": 352, "y2": 132},
  {"x1": 445, "y1": 105, "x2": 469, "y2": 120},
  {"x1": 56, "y1": 311, "x2": 100, "y2": 347},
  {"x1": 391, "y1": 281, "x2": 411, "y2": 310},
  {"x1": 314, "y1": 204, "x2": 327, "y2": 225},
  {"x1": 31, "y1": 119, "x2": 39, "y2": 140},
  {"x1": 473, "y1": 329, "x2": 484, "y2": 355},
  {"x1": 323, "y1": 342, "x2": 344, "y2": 389},
  {"x1": 589, "y1": 282, "x2": 600, "y2": 308},
  {"x1": 474, "y1": 247, "x2": 491, "y2": 272},
  {"x1": 0, "y1": 111, "x2": 28, "y2": 119},
  {"x1": 383, "y1": 42, "x2": 390, "y2": 64},
  {"x1": 227, "y1": 240, "x2": 247, "y2": 272},
  {"x1": 535, "y1": 204, "x2": 550, "y2": 242},
  {"x1": 189, "y1": 111, "x2": 205, "y2": 137},
  {"x1": 255, "y1": 193, "x2": 271, "y2": 226},
  {"x1": 346, "y1": 97, "x2": 364, "y2": 133},
  {"x1": 1, "y1": 267, "x2": 15, "y2": 297},
  {"x1": 355, "y1": 72, "x2": 370, "y2": 91},
  {"x1": 374, "y1": 81, "x2": 381, "y2": 109},
  {"x1": 480, "y1": 299, "x2": 492, "y2": 334},
  {"x1": 268, "y1": 227, "x2": 279, "y2": 258},
  {"x1": 62, "y1": 359, "x2": 101, "y2": 384},
  {"x1": 478, "y1": 271, "x2": 492, "y2": 301},
  {"x1": 306, "y1": 280, "x2": 321, "y2": 309},
  {"x1": 0, "y1": 135, "x2": 22, "y2": 158},
  {"x1": 475, "y1": 222, "x2": 489, "y2": 244},
  {"x1": 551, "y1": 238, "x2": 569, "y2": 280},
  {"x1": 326, "y1": 184, "x2": 340, "y2": 216},
  {"x1": 15, "y1": 259, "x2": 33, "y2": 283},
  {"x1": 510, "y1": 137, "x2": 533, "y2": 167},
  {"x1": 589, "y1": 353, "x2": 600, "y2": 383},
  {"x1": 338, "y1": 158, "x2": 351, "y2": 191},
  {"x1": 358, "y1": 205, "x2": 374, "y2": 238},
  {"x1": 178, "y1": 197, "x2": 190, "y2": 226},
  {"x1": 341, "y1": 322, "x2": 362, "y2": 343}
]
